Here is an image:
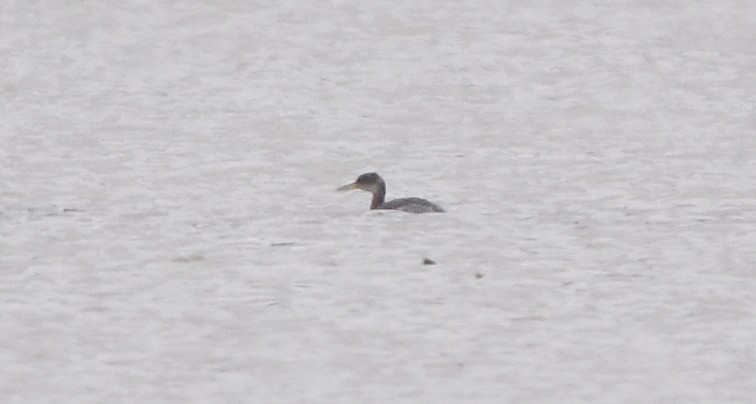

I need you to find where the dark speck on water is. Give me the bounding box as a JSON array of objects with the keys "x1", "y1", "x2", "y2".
[{"x1": 271, "y1": 242, "x2": 297, "y2": 247}]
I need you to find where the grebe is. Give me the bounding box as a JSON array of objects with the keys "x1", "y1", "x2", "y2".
[{"x1": 337, "y1": 172, "x2": 444, "y2": 214}]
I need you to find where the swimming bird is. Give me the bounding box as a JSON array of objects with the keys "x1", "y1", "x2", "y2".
[{"x1": 336, "y1": 172, "x2": 444, "y2": 214}]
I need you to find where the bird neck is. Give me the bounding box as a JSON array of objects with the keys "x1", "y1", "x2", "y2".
[{"x1": 370, "y1": 181, "x2": 386, "y2": 209}]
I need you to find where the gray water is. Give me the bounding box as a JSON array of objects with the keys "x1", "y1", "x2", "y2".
[{"x1": 2, "y1": 1, "x2": 756, "y2": 402}]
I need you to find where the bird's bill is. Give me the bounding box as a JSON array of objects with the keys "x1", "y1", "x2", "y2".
[{"x1": 336, "y1": 182, "x2": 358, "y2": 191}]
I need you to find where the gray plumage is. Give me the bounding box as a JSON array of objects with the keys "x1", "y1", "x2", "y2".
[{"x1": 337, "y1": 172, "x2": 444, "y2": 214}]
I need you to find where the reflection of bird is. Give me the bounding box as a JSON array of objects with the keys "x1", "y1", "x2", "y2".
[{"x1": 337, "y1": 172, "x2": 444, "y2": 214}]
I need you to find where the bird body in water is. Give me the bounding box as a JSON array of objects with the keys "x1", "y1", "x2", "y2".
[{"x1": 337, "y1": 172, "x2": 444, "y2": 214}]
